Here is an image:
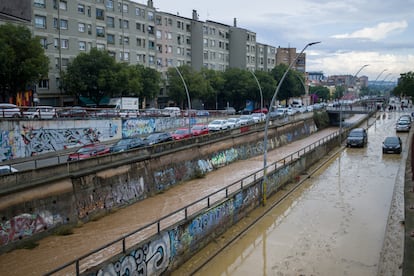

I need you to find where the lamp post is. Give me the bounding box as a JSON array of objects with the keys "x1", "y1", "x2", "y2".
[
  {"x1": 173, "y1": 65, "x2": 192, "y2": 135},
  {"x1": 374, "y1": 69, "x2": 387, "y2": 85},
  {"x1": 249, "y1": 70, "x2": 263, "y2": 113},
  {"x1": 262, "y1": 41, "x2": 321, "y2": 206},
  {"x1": 339, "y1": 64, "x2": 369, "y2": 144}
]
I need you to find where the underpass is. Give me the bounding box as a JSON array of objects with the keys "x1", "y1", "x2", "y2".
[{"x1": 179, "y1": 111, "x2": 407, "y2": 275}]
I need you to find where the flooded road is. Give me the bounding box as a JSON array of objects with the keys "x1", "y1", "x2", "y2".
[{"x1": 193, "y1": 112, "x2": 407, "y2": 276}]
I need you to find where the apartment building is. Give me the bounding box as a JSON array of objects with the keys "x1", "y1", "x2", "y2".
[
  {"x1": 5, "y1": 0, "x2": 283, "y2": 106},
  {"x1": 276, "y1": 46, "x2": 307, "y2": 73}
]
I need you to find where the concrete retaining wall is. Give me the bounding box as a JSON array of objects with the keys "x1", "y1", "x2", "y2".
[
  {"x1": 85, "y1": 128, "x2": 339, "y2": 275},
  {"x1": 0, "y1": 117, "x2": 316, "y2": 252}
]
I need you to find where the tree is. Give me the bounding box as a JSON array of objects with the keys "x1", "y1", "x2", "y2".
[
  {"x1": 251, "y1": 70, "x2": 277, "y2": 109},
  {"x1": 0, "y1": 23, "x2": 48, "y2": 102},
  {"x1": 333, "y1": 85, "x2": 346, "y2": 99},
  {"x1": 309, "y1": 86, "x2": 330, "y2": 102},
  {"x1": 393, "y1": 72, "x2": 414, "y2": 98},
  {"x1": 270, "y1": 64, "x2": 306, "y2": 103},
  {"x1": 223, "y1": 68, "x2": 257, "y2": 110},
  {"x1": 140, "y1": 65, "x2": 161, "y2": 107}
]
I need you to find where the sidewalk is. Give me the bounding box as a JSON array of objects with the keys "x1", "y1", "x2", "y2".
[{"x1": 0, "y1": 128, "x2": 340, "y2": 275}]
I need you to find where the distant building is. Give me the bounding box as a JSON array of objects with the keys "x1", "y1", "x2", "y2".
[
  {"x1": 275, "y1": 47, "x2": 306, "y2": 73},
  {"x1": 1, "y1": 0, "x2": 294, "y2": 107}
]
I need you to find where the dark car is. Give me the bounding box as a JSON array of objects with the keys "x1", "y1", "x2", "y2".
[
  {"x1": 382, "y1": 136, "x2": 402, "y2": 154},
  {"x1": 59, "y1": 106, "x2": 89, "y2": 118},
  {"x1": 67, "y1": 143, "x2": 110, "y2": 161},
  {"x1": 144, "y1": 132, "x2": 173, "y2": 146},
  {"x1": 191, "y1": 124, "x2": 209, "y2": 136},
  {"x1": 346, "y1": 128, "x2": 367, "y2": 147},
  {"x1": 171, "y1": 128, "x2": 193, "y2": 140},
  {"x1": 110, "y1": 137, "x2": 146, "y2": 153}
]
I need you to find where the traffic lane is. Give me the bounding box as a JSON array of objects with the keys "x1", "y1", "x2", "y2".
[{"x1": 194, "y1": 112, "x2": 406, "y2": 275}]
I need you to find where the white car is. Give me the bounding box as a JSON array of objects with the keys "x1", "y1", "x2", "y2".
[
  {"x1": 251, "y1": 112, "x2": 266, "y2": 122},
  {"x1": 208, "y1": 119, "x2": 228, "y2": 131},
  {"x1": 0, "y1": 103, "x2": 21, "y2": 118},
  {"x1": 226, "y1": 117, "x2": 241, "y2": 128},
  {"x1": 0, "y1": 165, "x2": 18, "y2": 175},
  {"x1": 239, "y1": 115, "x2": 255, "y2": 125},
  {"x1": 23, "y1": 106, "x2": 57, "y2": 119}
]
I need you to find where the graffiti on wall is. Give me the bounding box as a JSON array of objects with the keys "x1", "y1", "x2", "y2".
[
  {"x1": 153, "y1": 162, "x2": 191, "y2": 191},
  {"x1": 77, "y1": 177, "x2": 145, "y2": 218},
  {"x1": 0, "y1": 120, "x2": 121, "y2": 159},
  {"x1": 0, "y1": 211, "x2": 63, "y2": 246},
  {"x1": 97, "y1": 231, "x2": 171, "y2": 276}
]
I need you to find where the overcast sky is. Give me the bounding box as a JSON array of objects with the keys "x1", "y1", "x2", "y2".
[{"x1": 135, "y1": 0, "x2": 414, "y2": 81}]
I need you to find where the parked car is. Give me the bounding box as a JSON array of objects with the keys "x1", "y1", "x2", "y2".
[
  {"x1": 196, "y1": 110, "x2": 210, "y2": 117},
  {"x1": 0, "y1": 165, "x2": 18, "y2": 175},
  {"x1": 171, "y1": 128, "x2": 193, "y2": 140},
  {"x1": 270, "y1": 108, "x2": 287, "y2": 118},
  {"x1": 382, "y1": 136, "x2": 402, "y2": 154},
  {"x1": 225, "y1": 117, "x2": 241, "y2": 129},
  {"x1": 59, "y1": 106, "x2": 89, "y2": 118},
  {"x1": 346, "y1": 128, "x2": 368, "y2": 147},
  {"x1": 399, "y1": 114, "x2": 412, "y2": 123},
  {"x1": 208, "y1": 119, "x2": 228, "y2": 131},
  {"x1": 23, "y1": 106, "x2": 57, "y2": 119},
  {"x1": 191, "y1": 124, "x2": 209, "y2": 136},
  {"x1": 144, "y1": 132, "x2": 173, "y2": 145},
  {"x1": 222, "y1": 107, "x2": 236, "y2": 115},
  {"x1": 67, "y1": 143, "x2": 110, "y2": 161},
  {"x1": 161, "y1": 107, "x2": 181, "y2": 117},
  {"x1": 253, "y1": 107, "x2": 268, "y2": 114},
  {"x1": 251, "y1": 112, "x2": 266, "y2": 123},
  {"x1": 0, "y1": 103, "x2": 21, "y2": 118},
  {"x1": 110, "y1": 137, "x2": 146, "y2": 153},
  {"x1": 238, "y1": 115, "x2": 255, "y2": 125},
  {"x1": 94, "y1": 109, "x2": 119, "y2": 118}
]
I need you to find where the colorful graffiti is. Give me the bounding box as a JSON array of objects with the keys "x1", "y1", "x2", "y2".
[
  {"x1": 76, "y1": 177, "x2": 145, "y2": 218},
  {"x1": 97, "y1": 232, "x2": 171, "y2": 276},
  {"x1": 0, "y1": 211, "x2": 63, "y2": 246}
]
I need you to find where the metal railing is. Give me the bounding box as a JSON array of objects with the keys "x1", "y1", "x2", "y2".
[{"x1": 44, "y1": 129, "x2": 339, "y2": 275}]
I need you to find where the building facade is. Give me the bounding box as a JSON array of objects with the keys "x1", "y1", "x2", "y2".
[{"x1": 3, "y1": 0, "x2": 286, "y2": 107}]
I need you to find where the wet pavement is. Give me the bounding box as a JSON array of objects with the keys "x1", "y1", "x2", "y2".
[
  {"x1": 0, "y1": 123, "x2": 343, "y2": 275},
  {"x1": 179, "y1": 112, "x2": 407, "y2": 276}
]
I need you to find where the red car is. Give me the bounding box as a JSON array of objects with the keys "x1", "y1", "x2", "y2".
[
  {"x1": 67, "y1": 143, "x2": 110, "y2": 161},
  {"x1": 171, "y1": 128, "x2": 193, "y2": 140},
  {"x1": 191, "y1": 124, "x2": 209, "y2": 136}
]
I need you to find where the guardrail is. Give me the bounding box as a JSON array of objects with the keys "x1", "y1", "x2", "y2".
[{"x1": 44, "y1": 130, "x2": 340, "y2": 275}]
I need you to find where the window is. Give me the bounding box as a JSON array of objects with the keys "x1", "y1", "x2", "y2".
[
  {"x1": 60, "y1": 19, "x2": 68, "y2": 30},
  {"x1": 61, "y1": 39, "x2": 68, "y2": 49},
  {"x1": 38, "y1": 79, "x2": 49, "y2": 89},
  {"x1": 107, "y1": 34, "x2": 115, "y2": 44},
  {"x1": 35, "y1": 15, "x2": 46, "y2": 29},
  {"x1": 203, "y1": 38, "x2": 208, "y2": 47},
  {"x1": 122, "y1": 20, "x2": 129, "y2": 29},
  {"x1": 204, "y1": 51, "x2": 208, "y2": 60},
  {"x1": 79, "y1": 41, "x2": 86, "y2": 51},
  {"x1": 120, "y1": 36, "x2": 129, "y2": 45},
  {"x1": 157, "y1": 44, "x2": 162, "y2": 53},
  {"x1": 87, "y1": 24, "x2": 92, "y2": 35},
  {"x1": 78, "y1": 4, "x2": 85, "y2": 13},
  {"x1": 148, "y1": 41, "x2": 155, "y2": 50},
  {"x1": 96, "y1": 8, "x2": 104, "y2": 20},
  {"x1": 96, "y1": 26, "x2": 105, "y2": 37},
  {"x1": 34, "y1": 0, "x2": 46, "y2": 8},
  {"x1": 149, "y1": 55, "x2": 155, "y2": 65},
  {"x1": 39, "y1": 37, "x2": 47, "y2": 48},
  {"x1": 62, "y1": 58, "x2": 69, "y2": 67},
  {"x1": 97, "y1": 43, "x2": 105, "y2": 50},
  {"x1": 156, "y1": 30, "x2": 161, "y2": 39},
  {"x1": 59, "y1": 0, "x2": 67, "y2": 10},
  {"x1": 78, "y1": 23, "x2": 85, "y2": 32},
  {"x1": 147, "y1": 26, "x2": 154, "y2": 34},
  {"x1": 166, "y1": 32, "x2": 172, "y2": 40},
  {"x1": 147, "y1": 11, "x2": 154, "y2": 21},
  {"x1": 155, "y1": 15, "x2": 161, "y2": 25},
  {"x1": 107, "y1": 16, "x2": 114, "y2": 28},
  {"x1": 120, "y1": 52, "x2": 129, "y2": 61},
  {"x1": 136, "y1": 23, "x2": 142, "y2": 31},
  {"x1": 135, "y1": 7, "x2": 141, "y2": 16},
  {"x1": 106, "y1": 0, "x2": 113, "y2": 10},
  {"x1": 167, "y1": 45, "x2": 172, "y2": 53},
  {"x1": 122, "y1": 3, "x2": 128, "y2": 13}
]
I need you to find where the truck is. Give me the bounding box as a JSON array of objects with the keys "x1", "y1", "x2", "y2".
[{"x1": 108, "y1": 97, "x2": 139, "y2": 110}]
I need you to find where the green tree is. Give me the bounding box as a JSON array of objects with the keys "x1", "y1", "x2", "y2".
[
  {"x1": 223, "y1": 68, "x2": 257, "y2": 110},
  {"x1": 0, "y1": 23, "x2": 48, "y2": 102},
  {"x1": 200, "y1": 68, "x2": 225, "y2": 109},
  {"x1": 166, "y1": 65, "x2": 201, "y2": 108},
  {"x1": 309, "y1": 86, "x2": 330, "y2": 102},
  {"x1": 270, "y1": 64, "x2": 306, "y2": 103},
  {"x1": 393, "y1": 72, "x2": 414, "y2": 97},
  {"x1": 63, "y1": 48, "x2": 117, "y2": 105},
  {"x1": 140, "y1": 65, "x2": 161, "y2": 107},
  {"x1": 333, "y1": 85, "x2": 346, "y2": 99},
  {"x1": 251, "y1": 70, "x2": 277, "y2": 109}
]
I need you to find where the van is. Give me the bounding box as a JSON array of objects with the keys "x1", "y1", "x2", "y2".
[{"x1": 162, "y1": 107, "x2": 181, "y2": 117}]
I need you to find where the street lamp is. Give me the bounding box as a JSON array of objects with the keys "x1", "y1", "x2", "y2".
[
  {"x1": 262, "y1": 41, "x2": 321, "y2": 205},
  {"x1": 249, "y1": 70, "x2": 263, "y2": 113},
  {"x1": 173, "y1": 65, "x2": 192, "y2": 135},
  {"x1": 374, "y1": 69, "x2": 387, "y2": 85}
]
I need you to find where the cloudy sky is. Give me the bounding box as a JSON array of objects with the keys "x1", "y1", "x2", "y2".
[{"x1": 136, "y1": 0, "x2": 414, "y2": 81}]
